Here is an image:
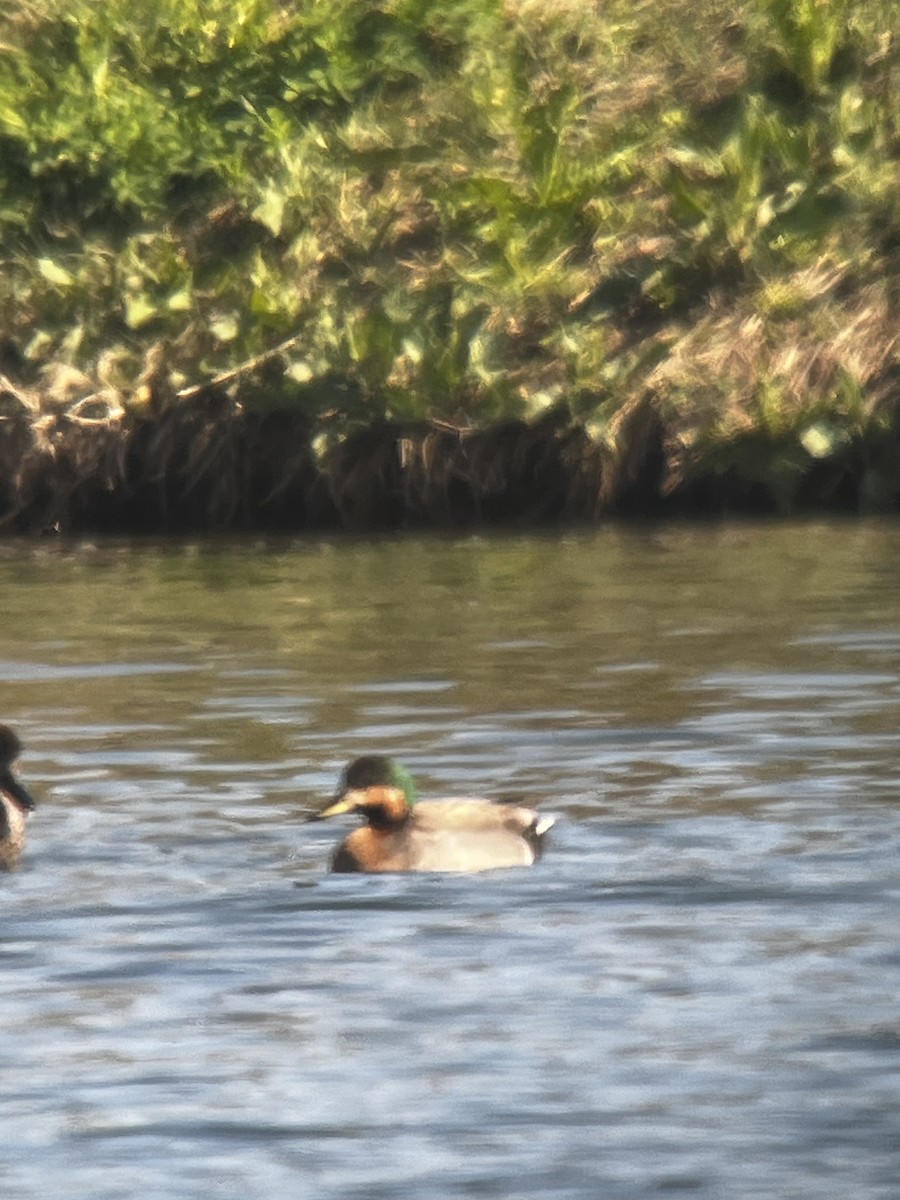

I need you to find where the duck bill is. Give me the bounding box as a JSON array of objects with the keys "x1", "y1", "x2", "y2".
[
  {"x1": 314, "y1": 790, "x2": 366, "y2": 820},
  {"x1": 0, "y1": 768, "x2": 36, "y2": 814}
]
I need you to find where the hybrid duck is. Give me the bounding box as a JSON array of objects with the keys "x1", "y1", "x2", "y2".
[{"x1": 314, "y1": 755, "x2": 554, "y2": 873}]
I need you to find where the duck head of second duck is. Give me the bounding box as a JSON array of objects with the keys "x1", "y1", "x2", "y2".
[
  {"x1": 0, "y1": 725, "x2": 36, "y2": 870},
  {"x1": 313, "y1": 754, "x2": 553, "y2": 874}
]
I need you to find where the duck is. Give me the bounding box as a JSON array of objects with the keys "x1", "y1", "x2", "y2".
[
  {"x1": 312, "y1": 755, "x2": 554, "y2": 873},
  {"x1": 0, "y1": 726, "x2": 36, "y2": 871}
]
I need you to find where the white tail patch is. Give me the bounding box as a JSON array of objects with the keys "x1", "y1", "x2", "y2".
[{"x1": 534, "y1": 815, "x2": 556, "y2": 838}]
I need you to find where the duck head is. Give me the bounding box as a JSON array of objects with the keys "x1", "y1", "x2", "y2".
[{"x1": 315, "y1": 755, "x2": 417, "y2": 830}]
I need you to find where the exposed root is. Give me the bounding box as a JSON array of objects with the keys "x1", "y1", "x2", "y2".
[
  {"x1": 325, "y1": 414, "x2": 606, "y2": 530},
  {"x1": 0, "y1": 364, "x2": 898, "y2": 534}
]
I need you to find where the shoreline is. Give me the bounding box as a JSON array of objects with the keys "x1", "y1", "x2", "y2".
[{"x1": 1, "y1": 387, "x2": 896, "y2": 536}]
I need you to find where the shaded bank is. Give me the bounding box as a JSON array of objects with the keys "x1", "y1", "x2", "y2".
[{"x1": 2, "y1": 386, "x2": 899, "y2": 535}]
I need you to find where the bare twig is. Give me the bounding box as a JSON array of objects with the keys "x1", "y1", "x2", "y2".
[{"x1": 175, "y1": 332, "x2": 306, "y2": 400}]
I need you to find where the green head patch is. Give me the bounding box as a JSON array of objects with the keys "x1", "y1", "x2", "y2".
[
  {"x1": 387, "y1": 760, "x2": 417, "y2": 808},
  {"x1": 340, "y1": 755, "x2": 418, "y2": 807}
]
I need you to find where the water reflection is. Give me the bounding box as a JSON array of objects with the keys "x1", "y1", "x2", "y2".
[{"x1": 1, "y1": 522, "x2": 899, "y2": 1198}]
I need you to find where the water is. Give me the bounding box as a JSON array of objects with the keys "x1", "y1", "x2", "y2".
[{"x1": 1, "y1": 523, "x2": 899, "y2": 1199}]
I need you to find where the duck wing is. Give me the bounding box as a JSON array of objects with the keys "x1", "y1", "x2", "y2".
[{"x1": 404, "y1": 800, "x2": 554, "y2": 871}]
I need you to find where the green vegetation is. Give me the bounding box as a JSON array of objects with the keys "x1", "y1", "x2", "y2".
[{"x1": 1, "y1": 0, "x2": 900, "y2": 524}]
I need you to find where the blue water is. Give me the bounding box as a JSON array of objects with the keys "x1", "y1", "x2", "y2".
[{"x1": 1, "y1": 525, "x2": 899, "y2": 1199}]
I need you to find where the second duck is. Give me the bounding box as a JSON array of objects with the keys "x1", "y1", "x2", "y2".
[{"x1": 0, "y1": 725, "x2": 37, "y2": 871}]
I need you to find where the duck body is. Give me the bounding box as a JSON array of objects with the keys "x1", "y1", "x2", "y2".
[
  {"x1": 0, "y1": 726, "x2": 36, "y2": 871},
  {"x1": 316, "y1": 756, "x2": 554, "y2": 874}
]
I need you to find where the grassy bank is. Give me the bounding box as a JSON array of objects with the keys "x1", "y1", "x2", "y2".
[{"x1": 1, "y1": 0, "x2": 900, "y2": 530}]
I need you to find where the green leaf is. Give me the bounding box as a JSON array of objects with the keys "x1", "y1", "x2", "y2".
[
  {"x1": 166, "y1": 286, "x2": 193, "y2": 312},
  {"x1": 800, "y1": 421, "x2": 846, "y2": 460},
  {"x1": 253, "y1": 186, "x2": 287, "y2": 236},
  {"x1": 124, "y1": 295, "x2": 158, "y2": 329},
  {"x1": 286, "y1": 360, "x2": 315, "y2": 383},
  {"x1": 38, "y1": 258, "x2": 74, "y2": 287},
  {"x1": 209, "y1": 313, "x2": 240, "y2": 341}
]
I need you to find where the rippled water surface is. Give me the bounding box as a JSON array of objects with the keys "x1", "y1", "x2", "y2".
[{"x1": 1, "y1": 523, "x2": 899, "y2": 1199}]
